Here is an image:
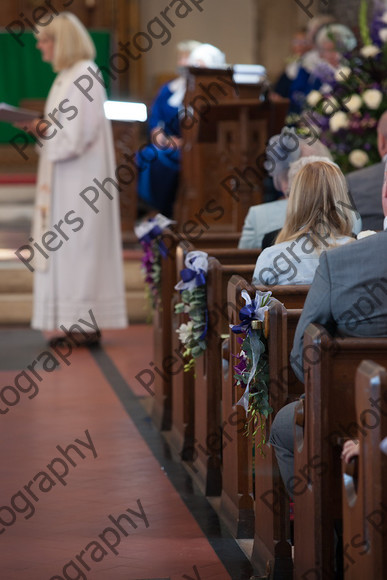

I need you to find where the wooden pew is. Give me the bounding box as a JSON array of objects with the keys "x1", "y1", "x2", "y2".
[
  {"x1": 169, "y1": 243, "x2": 259, "y2": 495},
  {"x1": 342, "y1": 360, "x2": 387, "y2": 579},
  {"x1": 220, "y1": 276, "x2": 308, "y2": 553},
  {"x1": 177, "y1": 66, "x2": 289, "y2": 231},
  {"x1": 294, "y1": 325, "x2": 387, "y2": 579},
  {"x1": 221, "y1": 275, "x2": 255, "y2": 537},
  {"x1": 252, "y1": 298, "x2": 306, "y2": 578},
  {"x1": 192, "y1": 257, "x2": 257, "y2": 495},
  {"x1": 151, "y1": 229, "x2": 241, "y2": 430}
]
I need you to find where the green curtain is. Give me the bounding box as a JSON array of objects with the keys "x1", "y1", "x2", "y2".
[{"x1": 0, "y1": 30, "x2": 111, "y2": 143}]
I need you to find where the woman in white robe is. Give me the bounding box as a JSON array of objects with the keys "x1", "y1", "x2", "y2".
[{"x1": 24, "y1": 13, "x2": 127, "y2": 340}]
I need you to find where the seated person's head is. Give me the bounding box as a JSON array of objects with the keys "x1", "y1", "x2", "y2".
[
  {"x1": 265, "y1": 127, "x2": 332, "y2": 196},
  {"x1": 306, "y1": 14, "x2": 336, "y2": 47},
  {"x1": 188, "y1": 43, "x2": 226, "y2": 68},
  {"x1": 315, "y1": 23, "x2": 357, "y2": 68},
  {"x1": 276, "y1": 160, "x2": 353, "y2": 247}
]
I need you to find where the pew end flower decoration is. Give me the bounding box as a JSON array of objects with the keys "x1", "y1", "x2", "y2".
[
  {"x1": 175, "y1": 251, "x2": 208, "y2": 373},
  {"x1": 134, "y1": 213, "x2": 175, "y2": 309},
  {"x1": 231, "y1": 290, "x2": 273, "y2": 449}
]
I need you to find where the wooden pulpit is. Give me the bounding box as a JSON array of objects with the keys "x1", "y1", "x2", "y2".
[{"x1": 175, "y1": 67, "x2": 289, "y2": 232}]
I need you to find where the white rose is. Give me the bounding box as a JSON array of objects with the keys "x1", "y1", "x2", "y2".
[
  {"x1": 176, "y1": 320, "x2": 194, "y2": 344},
  {"x1": 306, "y1": 90, "x2": 322, "y2": 107},
  {"x1": 329, "y1": 111, "x2": 349, "y2": 132},
  {"x1": 345, "y1": 94, "x2": 362, "y2": 113},
  {"x1": 334, "y1": 66, "x2": 351, "y2": 82},
  {"x1": 349, "y1": 149, "x2": 369, "y2": 168},
  {"x1": 360, "y1": 45, "x2": 381, "y2": 58},
  {"x1": 362, "y1": 89, "x2": 383, "y2": 110},
  {"x1": 320, "y1": 83, "x2": 333, "y2": 95},
  {"x1": 379, "y1": 28, "x2": 387, "y2": 43}
]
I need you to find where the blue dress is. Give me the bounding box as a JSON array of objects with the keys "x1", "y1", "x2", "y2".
[
  {"x1": 289, "y1": 66, "x2": 322, "y2": 113},
  {"x1": 137, "y1": 81, "x2": 181, "y2": 217}
]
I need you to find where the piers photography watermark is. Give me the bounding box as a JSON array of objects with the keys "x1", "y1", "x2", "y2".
[
  {"x1": 49, "y1": 499, "x2": 149, "y2": 580},
  {"x1": 0, "y1": 429, "x2": 97, "y2": 535},
  {"x1": 0, "y1": 309, "x2": 99, "y2": 415}
]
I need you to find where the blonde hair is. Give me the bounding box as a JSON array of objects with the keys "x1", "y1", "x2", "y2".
[
  {"x1": 276, "y1": 161, "x2": 353, "y2": 249},
  {"x1": 38, "y1": 12, "x2": 95, "y2": 71}
]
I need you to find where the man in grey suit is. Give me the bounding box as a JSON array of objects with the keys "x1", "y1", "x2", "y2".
[
  {"x1": 345, "y1": 112, "x2": 387, "y2": 231},
  {"x1": 269, "y1": 182, "x2": 387, "y2": 497}
]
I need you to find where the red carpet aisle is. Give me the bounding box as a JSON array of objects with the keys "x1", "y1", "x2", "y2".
[{"x1": 0, "y1": 326, "x2": 253, "y2": 580}]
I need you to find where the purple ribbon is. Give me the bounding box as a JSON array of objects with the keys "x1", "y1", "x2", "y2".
[
  {"x1": 180, "y1": 267, "x2": 207, "y2": 287},
  {"x1": 231, "y1": 303, "x2": 258, "y2": 334},
  {"x1": 140, "y1": 224, "x2": 168, "y2": 258}
]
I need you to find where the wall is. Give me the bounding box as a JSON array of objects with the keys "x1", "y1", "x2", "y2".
[{"x1": 138, "y1": 0, "x2": 256, "y2": 96}]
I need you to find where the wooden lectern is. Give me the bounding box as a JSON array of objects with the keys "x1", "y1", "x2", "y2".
[{"x1": 175, "y1": 67, "x2": 289, "y2": 232}]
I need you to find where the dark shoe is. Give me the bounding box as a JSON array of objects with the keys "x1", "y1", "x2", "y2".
[
  {"x1": 48, "y1": 336, "x2": 72, "y2": 348},
  {"x1": 81, "y1": 332, "x2": 101, "y2": 347}
]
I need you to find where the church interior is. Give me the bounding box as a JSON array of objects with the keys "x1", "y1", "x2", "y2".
[{"x1": 1, "y1": 0, "x2": 387, "y2": 579}]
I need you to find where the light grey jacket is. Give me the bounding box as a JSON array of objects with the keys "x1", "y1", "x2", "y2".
[{"x1": 346, "y1": 162, "x2": 385, "y2": 231}]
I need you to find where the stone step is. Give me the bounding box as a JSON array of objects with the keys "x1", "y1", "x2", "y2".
[
  {"x1": 0, "y1": 290, "x2": 150, "y2": 324},
  {"x1": 0, "y1": 186, "x2": 35, "y2": 204},
  {"x1": 0, "y1": 252, "x2": 150, "y2": 324}
]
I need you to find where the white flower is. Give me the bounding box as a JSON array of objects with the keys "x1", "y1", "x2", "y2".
[
  {"x1": 320, "y1": 83, "x2": 333, "y2": 95},
  {"x1": 349, "y1": 149, "x2": 369, "y2": 168},
  {"x1": 379, "y1": 12, "x2": 387, "y2": 25},
  {"x1": 176, "y1": 320, "x2": 194, "y2": 345},
  {"x1": 357, "y1": 230, "x2": 376, "y2": 239},
  {"x1": 306, "y1": 90, "x2": 322, "y2": 107},
  {"x1": 345, "y1": 94, "x2": 362, "y2": 113},
  {"x1": 379, "y1": 28, "x2": 387, "y2": 43},
  {"x1": 322, "y1": 96, "x2": 340, "y2": 116},
  {"x1": 360, "y1": 45, "x2": 381, "y2": 58},
  {"x1": 362, "y1": 89, "x2": 383, "y2": 110},
  {"x1": 334, "y1": 66, "x2": 351, "y2": 82},
  {"x1": 241, "y1": 289, "x2": 272, "y2": 322},
  {"x1": 329, "y1": 111, "x2": 349, "y2": 132}
]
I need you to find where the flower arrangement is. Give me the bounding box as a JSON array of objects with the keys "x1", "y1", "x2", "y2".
[
  {"x1": 174, "y1": 251, "x2": 208, "y2": 372},
  {"x1": 231, "y1": 290, "x2": 273, "y2": 449},
  {"x1": 134, "y1": 213, "x2": 175, "y2": 308},
  {"x1": 295, "y1": 0, "x2": 387, "y2": 173}
]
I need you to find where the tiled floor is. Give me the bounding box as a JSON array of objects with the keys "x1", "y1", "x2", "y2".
[{"x1": 0, "y1": 325, "x2": 253, "y2": 580}]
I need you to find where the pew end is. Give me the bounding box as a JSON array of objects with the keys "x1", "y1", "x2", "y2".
[
  {"x1": 342, "y1": 360, "x2": 387, "y2": 579},
  {"x1": 294, "y1": 325, "x2": 387, "y2": 578}
]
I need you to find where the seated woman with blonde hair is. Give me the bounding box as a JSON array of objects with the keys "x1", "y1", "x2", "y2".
[{"x1": 252, "y1": 160, "x2": 354, "y2": 285}]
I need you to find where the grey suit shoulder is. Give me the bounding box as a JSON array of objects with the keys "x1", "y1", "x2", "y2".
[{"x1": 346, "y1": 162, "x2": 384, "y2": 231}]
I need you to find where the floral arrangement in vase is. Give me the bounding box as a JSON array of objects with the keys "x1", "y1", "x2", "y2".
[{"x1": 294, "y1": 0, "x2": 387, "y2": 173}]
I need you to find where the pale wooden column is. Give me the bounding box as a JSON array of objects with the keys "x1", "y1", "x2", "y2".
[{"x1": 113, "y1": 0, "x2": 144, "y2": 99}]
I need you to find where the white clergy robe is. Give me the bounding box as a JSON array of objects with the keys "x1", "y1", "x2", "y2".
[{"x1": 31, "y1": 59, "x2": 127, "y2": 330}]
